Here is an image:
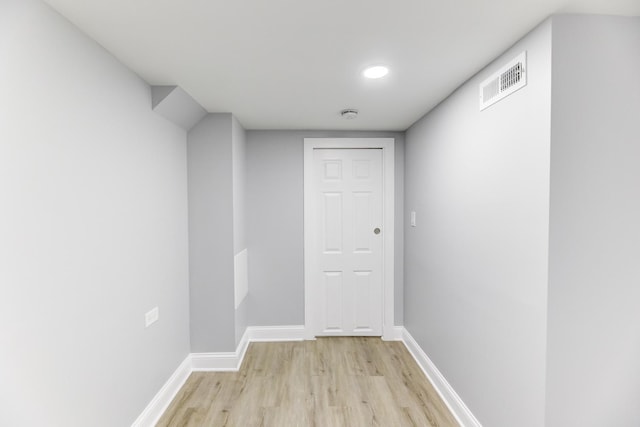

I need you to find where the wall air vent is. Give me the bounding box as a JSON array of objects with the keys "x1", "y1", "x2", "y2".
[{"x1": 479, "y1": 51, "x2": 527, "y2": 111}]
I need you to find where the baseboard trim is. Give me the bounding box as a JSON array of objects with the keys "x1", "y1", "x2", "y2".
[
  {"x1": 247, "y1": 325, "x2": 306, "y2": 342},
  {"x1": 133, "y1": 329, "x2": 252, "y2": 426},
  {"x1": 190, "y1": 351, "x2": 239, "y2": 371},
  {"x1": 401, "y1": 328, "x2": 482, "y2": 427},
  {"x1": 191, "y1": 327, "x2": 250, "y2": 372},
  {"x1": 131, "y1": 355, "x2": 191, "y2": 427},
  {"x1": 383, "y1": 325, "x2": 404, "y2": 341}
]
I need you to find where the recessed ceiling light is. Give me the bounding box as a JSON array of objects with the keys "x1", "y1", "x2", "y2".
[{"x1": 363, "y1": 66, "x2": 389, "y2": 79}]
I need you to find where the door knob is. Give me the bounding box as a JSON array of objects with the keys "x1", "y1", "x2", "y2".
[{"x1": 374, "y1": 228, "x2": 381, "y2": 235}]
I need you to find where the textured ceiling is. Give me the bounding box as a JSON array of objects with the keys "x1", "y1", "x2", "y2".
[{"x1": 44, "y1": 0, "x2": 640, "y2": 130}]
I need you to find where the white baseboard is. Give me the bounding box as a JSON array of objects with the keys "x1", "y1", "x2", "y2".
[
  {"x1": 247, "y1": 325, "x2": 306, "y2": 342},
  {"x1": 190, "y1": 351, "x2": 240, "y2": 371},
  {"x1": 134, "y1": 325, "x2": 304, "y2": 425},
  {"x1": 133, "y1": 329, "x2": 251, "y2": 426},
  {"x1": 383, "y1": 325, "x2": 404, "y2": 341},
  {"x1": 191, "y1": 327, "x2": 250, "y2": 372},
  {"x1": 190, "y1": 325, "x2": 306, "y2": 372},
  {"x1": 131, "y1": 355, "x2": 192, "y2": 427},
  {"x1": 400, "y1": 328, "x2": 482, "y2": 427}
]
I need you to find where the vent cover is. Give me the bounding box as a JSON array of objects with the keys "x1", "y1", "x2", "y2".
[{"x1": 479, "y1": 51, "x2": 527, "y2": 111}]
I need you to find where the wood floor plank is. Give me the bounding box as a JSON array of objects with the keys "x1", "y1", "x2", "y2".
[{"x1": 156, "y1": 337, "x2": 459, "y2": 427}]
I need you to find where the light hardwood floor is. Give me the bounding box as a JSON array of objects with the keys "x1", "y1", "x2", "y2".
[{"x1": 157, "y1": 337, "x2": 459, "y2": 427}]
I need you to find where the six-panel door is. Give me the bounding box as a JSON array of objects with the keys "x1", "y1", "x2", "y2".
[{"x1": 312, "y1": 148, "x2": 383, "y2": 336}]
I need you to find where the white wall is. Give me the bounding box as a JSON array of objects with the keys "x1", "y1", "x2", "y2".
[
  {"x1": 246, "y1": 130, "x2": 405, "y2": 326},
  {"x1": 546, "y1": 15, "x2": 640, "y2": 427},
  {"x1": 404, "y1": 20, "x2": 552, "y2": 426},
  {"x1": 0, "y1": 1, "x2": 190, "y2": 426}
]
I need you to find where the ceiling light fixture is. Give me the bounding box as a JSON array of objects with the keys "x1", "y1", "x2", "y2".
[{"x1": 363, "y1": 65, "x2": 389, "y2": 79}]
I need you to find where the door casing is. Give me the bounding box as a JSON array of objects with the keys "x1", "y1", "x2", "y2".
[{"x1": 303, "y1": 138, "x2": 395, "y2": 340}]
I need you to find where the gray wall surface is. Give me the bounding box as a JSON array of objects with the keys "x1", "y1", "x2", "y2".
[
  {"x1": 187, "y1": 114, "x2": 236, "y2": 352},
  {"x1": 0, "y1": 1, "x2": 190, "y2": 426},
  {"x1": 232, "y1": 116, "x2": 247, "y2": 255},
  {"x1": 235, "y1": 297, "x2": 249, "y2": 345},
  {"x1": 232, "y1": 116, "x2": 248, "y2": 344},
  {"x1": 546, "y1": 15, "x2": 640, "y2": 427},
  {"x1": 246, "y1": 130, "x2": 405, "y2": 326},
  {"x1": 404, "y1": 21, "x2": 552, "y2": 427}
]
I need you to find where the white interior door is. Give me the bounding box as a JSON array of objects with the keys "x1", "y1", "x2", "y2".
[{"x1": 310, "y1": 148, "x2": 383, "y2": 336}]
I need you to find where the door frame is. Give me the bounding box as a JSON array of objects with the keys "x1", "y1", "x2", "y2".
[{"x1": 303, "y1": 138, "x2": 395, "y2": 340}]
